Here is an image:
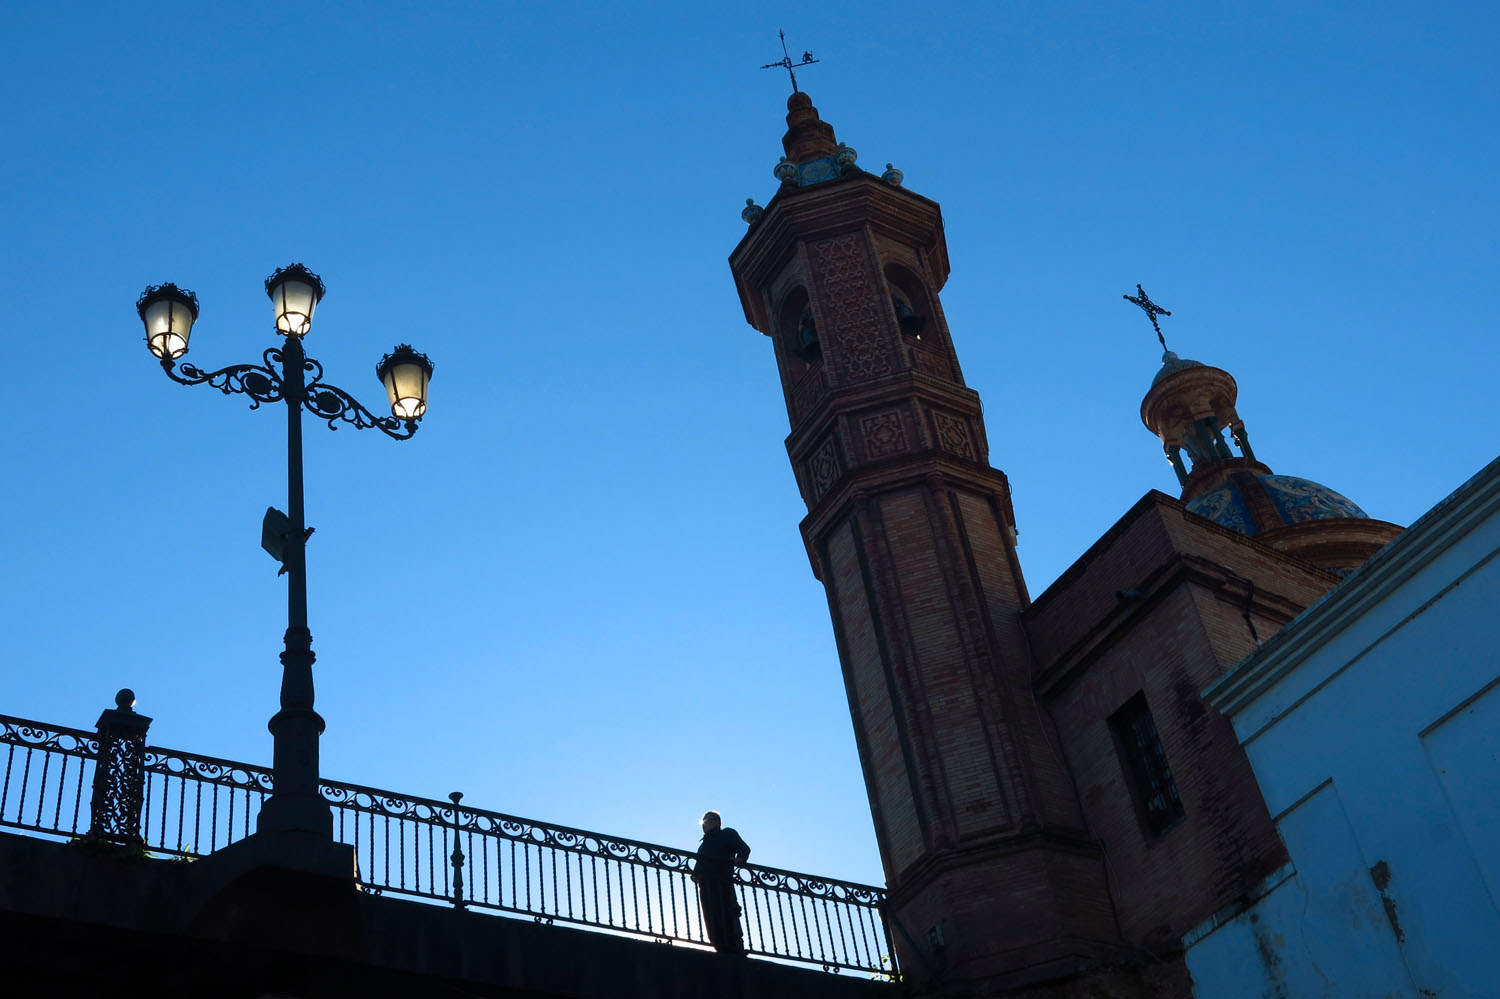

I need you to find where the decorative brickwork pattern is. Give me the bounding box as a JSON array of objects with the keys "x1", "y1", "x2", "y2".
[
  {"x1": 790, "y1": 365, "x2": 825, "y2": 423},
  {"x1": 860, "y1": 410, "x2": 908, "y2": 459},
  {"x1": 809, "y1": 233, "x2": 896, "y2": 382},
  {"x1": 807, "y1": 436, "x2": 841, "y2": 502},
  {"x1": 909, "y1": 342, "x2": 952, "y2": 379},
  {"x1": 933, "y1": 411, "x2": 974, "y2": 459}
]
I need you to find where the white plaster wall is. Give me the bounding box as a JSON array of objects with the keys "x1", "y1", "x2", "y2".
[
  {"x1": 1187, "y1": 784, "x2": 1418, "y2": 998},
  {"x1": 1187, "y1": 463, "x2": 1500, "y2": 998}
]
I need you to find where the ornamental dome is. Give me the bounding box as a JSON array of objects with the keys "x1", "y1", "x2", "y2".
[
  {"x1": 1151, "y1": 350, "x2": 1206, "y2": 386},
  {"x1": 1185, "y1": 474, "x2": 1369, "y2": 536},
  {"x1": 1138, "y1": 336, "x2": 1401, "y2": 575}
]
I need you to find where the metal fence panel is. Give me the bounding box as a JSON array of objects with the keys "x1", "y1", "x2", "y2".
[{"x1": 0, "y1": 712, "x2": 897, "y2": 979}]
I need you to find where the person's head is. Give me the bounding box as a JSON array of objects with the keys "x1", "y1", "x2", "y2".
[{"x1": 700, "y1": 810, "x2": 722, "y2": 833}]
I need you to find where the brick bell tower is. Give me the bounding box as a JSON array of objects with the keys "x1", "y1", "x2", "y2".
[{"x1": 729, "y1": 93, "x2": 1125, "y2": 993}]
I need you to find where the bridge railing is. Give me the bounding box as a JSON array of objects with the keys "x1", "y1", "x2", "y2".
[{"x1": 0, "y1": 708, "x2": 897, "y2": 979}]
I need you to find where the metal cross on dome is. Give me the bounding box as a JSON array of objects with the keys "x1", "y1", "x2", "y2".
[
  {"x1": 759, "y1": 29, "x2": 820, "y2": 94},
  {"x1": 1124, "y1": 283, "x2": 1173, "y2": 351}
]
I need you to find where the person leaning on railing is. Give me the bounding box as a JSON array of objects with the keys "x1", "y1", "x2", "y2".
[{"x1": 692, "y1": 810, "x2": 751, "y2": 955}]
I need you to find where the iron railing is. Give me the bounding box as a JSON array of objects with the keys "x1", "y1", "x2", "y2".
[{"x1": 0, "y1": 711, "x2": 897, "y2": 978}]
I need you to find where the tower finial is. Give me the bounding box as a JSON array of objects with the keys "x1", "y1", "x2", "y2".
[
  {"x1": 759, "y1": 29, "x2": 820, "y2": 94},
  {"x1": 1124, "y1": 283, "x2": 1173, "y2": 352}
]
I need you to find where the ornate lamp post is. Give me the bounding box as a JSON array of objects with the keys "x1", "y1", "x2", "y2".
[{"x1": 136, "y1": 265, "x2": 433, "y2": 842}]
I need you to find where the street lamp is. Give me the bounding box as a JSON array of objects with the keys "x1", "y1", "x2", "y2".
[{"x1": 136, "y1": 264, "x2": 433, "y2": 843}]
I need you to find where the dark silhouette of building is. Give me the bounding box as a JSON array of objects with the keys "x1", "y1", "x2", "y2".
[{"x1": 728, "y1": 92, "x2": 1400, "y2": 996}]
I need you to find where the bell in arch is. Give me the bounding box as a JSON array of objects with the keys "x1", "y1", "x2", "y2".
[
  {"x1": 798, "y1": 307, "x2": 821, "y2": 360},
  {"x1": 893, "y1": 298, "x2": 925, "y2": 337}
]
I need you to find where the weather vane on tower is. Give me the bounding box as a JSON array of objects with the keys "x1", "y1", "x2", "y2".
[
  {"x1": 759, "y1": 29, "x2": 820, "y2": 94},
  {"x1": 1124, "y1": 284, "x2": 1173, "y2": 351}
]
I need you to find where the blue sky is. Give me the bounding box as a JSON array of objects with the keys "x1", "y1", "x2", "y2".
[{"x1": 2, "y1": 2, "x2": 1496, "y2": 888}]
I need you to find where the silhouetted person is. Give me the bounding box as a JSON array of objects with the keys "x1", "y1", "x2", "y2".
[{"x1": 693, "y1": 810, "x2": 750, "y2": 954}]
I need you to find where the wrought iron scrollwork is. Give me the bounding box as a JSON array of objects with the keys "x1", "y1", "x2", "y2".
[
  {"x1": 87, "y1": 694, "x2": 152, "y2": 848},
  {"x1": 302, "y1": 378, "x2": 415, "y2": 439},
  {"x1": 158, "y1": 346, "x2": 415, "y2": 439},
  {"x1": 89, "y1": 730, "x2": 148, "y2": 844},
  {"x1": 1, "y1": 717, "x2": 98, "y2": 755},
  {"x1": 162, "y1": 348, "x2": 285, "y2": 409},
  {"x1": 143, "y1": 748, "x2": 275, "y2": 794}
]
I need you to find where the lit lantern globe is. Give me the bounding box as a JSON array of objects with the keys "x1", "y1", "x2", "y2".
[
  {"x1": 136, "y1": 283, "x2": 200, "y2": 359},
  {"x1": 376, "y1": 345, "x2": 434, "y2": 420},
  {"x1": 264, "y1": 263, "x2": 326, "y2": 336}
]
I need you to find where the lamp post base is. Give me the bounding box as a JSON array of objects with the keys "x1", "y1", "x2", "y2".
[
  {"x1": 257, "y1": 792, "x2": 335, "y2": 839},
  {"x1": 189, "y1": 828, "x2": 358, "y2": 922},
  {"x1": 263, "y1": 701, "x2": 332, "y2": 837}
]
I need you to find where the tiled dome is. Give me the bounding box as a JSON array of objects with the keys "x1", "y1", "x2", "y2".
[{"x1": 1186, "y1": 474, "x2": 1369, "y2": 536}]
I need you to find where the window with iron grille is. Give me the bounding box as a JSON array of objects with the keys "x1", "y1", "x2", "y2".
[{"x1": 1109, "y1": 693, "x2": 1185, "y2": 837}]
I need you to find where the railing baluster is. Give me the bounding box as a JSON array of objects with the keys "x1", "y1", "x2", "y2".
[
  {"x1": 747, "y1": 880, "x2": 765, "y2": 954},
  {"x1": 615, "y1": 852, "x2": 627, "y2": 928},
  {"x1": 440, "y1": 821, "x2": 451, "y2": 901},
  {"x1": 51, "y1": 754, "x2": 68, "y2": 830},
  {"x1": 629, "y1": 861, "x2": 639, "y2": 931},
  {"x1": 69, "y1": 753, "x2": 87, "y2": 834},
  {"x1": 174, "y1": 774, "x2": 185, "y2": 851},
  {"x1": 426, "y1": 820, "x2": 435, "y2": 897},
  {"x1": 801, "y1": 893, "x2": 825, "y2": 964},
  {"x1": 411, "y1": 817, "x2": 421, "y2": 894},
  {"x1": 225, "y1": 780, "x2": 235, "y2": 849},
  {"x1": 516, "y1": 840, "x2": 525, "y2": 911},
  {"x1": 842, "y1": 898, "x2": 857, "y2": 968},
  {"x1": 158, "y1": 774, "x2": 168, "y2": 849},
  {"x1": 465, "y1": 828, "x2": 475, "y2": 907},
  {"x1": 683, "y1": 870, "x2": 696, "y2": 942},
  {"x1": 34, "y1": 748, "x2": 51, "y2": 827},
  {"x1": 652, "y1": 867, "x2": 663, "y2": 936},
  {"x1": 551, "y1": 844, "x2": 559, "y2": 920},
  {"x1": 818, "y1": 896, "x2": 837, "y2": 968},
  {"x1": 536, "y1": 840, "x2": 545, "y2": 915},
  {"x1": 595, "y1": 853, "x2": 606, "y2": 926},
  {"x1": 138, "y1": 760, "x2": 151, "y2": 843},
  {"x1": 2, "y1": 742, "x2": 16, "y2": 822},
  {"x1": 665, "y1": 865, "x2": 677, "y2": 936},
  {"x1": 832, "y1": 895, "x2": 853, "y2": 968},
  {"x1": 20, "y1": 747, "x2": 36, "y2": 826},
  {"x1": 776, "y1": 888, "x2": 794, "y2": 956}
]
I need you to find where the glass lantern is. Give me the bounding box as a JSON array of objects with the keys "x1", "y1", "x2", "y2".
[
  {"x1": 376, "y1": 344, "x2": 434, "y2": 420},
  {"x1": 264, "y1": 263, "x2": 326, "y2": 336},
  {"x1": 136, "y1": 283, "x2": 200, "y2": 359}
]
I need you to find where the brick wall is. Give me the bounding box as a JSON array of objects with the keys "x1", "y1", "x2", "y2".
[{"x1": 1029, "y1": 494, "x2": 1338, "y2": 951}]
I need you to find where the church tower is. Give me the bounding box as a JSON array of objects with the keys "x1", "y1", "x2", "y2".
[{"x1": 729, "y1": 93, "x2": 1125, "y2": 992}]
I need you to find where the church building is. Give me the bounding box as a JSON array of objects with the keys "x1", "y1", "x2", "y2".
[{"x1": 728, "y1": 90, "x2": 1401, "y2": 997}]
